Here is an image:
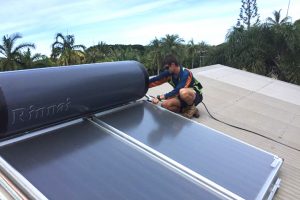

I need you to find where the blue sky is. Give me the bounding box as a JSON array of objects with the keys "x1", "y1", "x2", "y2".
[{"x1": 0, "y1": 0, "x2": 299, "y2": 56}]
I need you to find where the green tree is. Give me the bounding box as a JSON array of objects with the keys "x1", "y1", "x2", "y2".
[
  {"x1": 85, "y1": 47, "x2": 98, "y2": 63},
  {"x1": 160, "y1": 34, "x2": 184, "y2": 59},
  {"x1": 86, "y1": 41, "x2": 112, "y2": 63},
  {"x1": 225, "y1": 25, "x2": 271, "y2": 74},
  {"x1": 51, "y1": 33, "x2": 85, "y2": 65},
  {"x1": 207, "y1": 14, "x2": 300, "y2": 85},
  {"x1": 96, "y1": 41, "x2": 111, "y2": 60},
  {"x1": 187, "y1": 39, "x2": 196, "y2": 68},
  {"x1": 237, "y1": 0, "x2": 260, "y2": 29},
  {"x1": 205, "y1": 43, "x2": 227, "y2": 66},
  {"x1": 148, "y1": 38, "x2": 163, "y2": 75},
  {"x1": 0, "y1": 33, "x2": 35, "y2": 71},
  {"x1": 110, "y1": 46, "x2": 141, "y2": 61},
  {"x1": 197, "y1": 41, "x2": 210, "y2": 67},
  {"x1": 18, "y1": 48, "x2": 54, "y2": 68},
  {"x1": 266, "y1": 9, "x2": 291, "y2": 26},
  {"x1": 294, "y1": 19, "x2": 300, "y2": 29},
  {"x1": 19, "y1": 48, "x2": 42, "y2": 69}
]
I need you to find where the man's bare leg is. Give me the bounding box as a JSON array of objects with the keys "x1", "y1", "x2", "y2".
[
  {"x1": 161, "y1": 97, "x2": 181, "y2": 113},
  {"x1": 179, "y1": 88, "x2": 199, "y2": 118},
  {"x1": 179, "y1": 88, "x2": 196, "y2": 105}
]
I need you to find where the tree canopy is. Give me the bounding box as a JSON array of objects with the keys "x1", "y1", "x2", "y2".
[{"x1": 1, "y1": 5, "x2": 300, "y2": 85}]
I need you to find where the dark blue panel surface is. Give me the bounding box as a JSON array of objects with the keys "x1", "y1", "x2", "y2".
[
  {"x1": 0, "y1": 120, "x2": 220, "y2": 200},
  {"x1": 99, "y1": 101, "x2": 276, "y2": 199}
]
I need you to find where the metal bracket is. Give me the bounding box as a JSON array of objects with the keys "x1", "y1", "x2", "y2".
[
  {"x1": 270, "y1": 157, "x2": 281, "y2": 168},
  {"x1": 267, "y1": 178, "x2": 281, "y2": 200}
]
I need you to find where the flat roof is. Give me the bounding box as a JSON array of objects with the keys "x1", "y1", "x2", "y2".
[{"x1": 147, "y1": 64, "x2": 300, "y2": 200}]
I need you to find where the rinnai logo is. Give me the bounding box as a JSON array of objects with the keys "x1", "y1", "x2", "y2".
[{"x1": 11, "y1": 98, "x2": 71, "y2": 125}]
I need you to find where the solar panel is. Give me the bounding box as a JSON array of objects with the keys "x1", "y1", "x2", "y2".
[
  {"x1": 0, "y1": 119, "x2": 223, "y2": 200},
  {"x1": 98, "y1": 101, "x2": 283, "y2": 200}
]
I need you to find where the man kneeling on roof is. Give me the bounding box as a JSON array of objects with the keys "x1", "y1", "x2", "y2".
[{"x1": 149, "y1": 55, "x2": 203, "y2": 119}]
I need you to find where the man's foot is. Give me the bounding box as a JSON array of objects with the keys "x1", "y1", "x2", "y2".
[
  {"x1": 182, "y1": 104, "x2": 197, "y2": 119},
  {"x1": 193, "y1": 108, "x2": 200, "y2": 118}
]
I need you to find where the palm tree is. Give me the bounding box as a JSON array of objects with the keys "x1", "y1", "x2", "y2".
[
  {"x1": 110, "y1": 47, "x2": 140, "y2": 61},
  {"x1": 266, "y1": 9, "x2": 291, "y2": 26},
  {"x1": 197, "y1": 41, "x2": 209, "y2": 67},
  {"x1": 0, "y1": 33, "x2": 35, "y2": 71},
  {"x1": 19, "y1": 48, "x2": 42, "y2": 69},
  {"x1": 160, "y1": 34, "x2": 184, "y2": 58},
  {"x1": 85, "y1": 47, "x2": 98, "y2": 63},
  {"x1": 224, "y1": 25, "x2": 272, "y2": 74},
  {"x1": 149, "y1": 38, "x2": 163, "y2": 75},
  {"x1": 97, "y1": 41, "x2": 110, "y2": 59},
  {"x1": 51, "y1": 33, "x2": 85, "y2": 65},
  {"x1": 85, "y1": 41, "x2": 108, "y2": 63},
  {"x1": 187, "y1": 39, "x2": 196, "y2": 68}
]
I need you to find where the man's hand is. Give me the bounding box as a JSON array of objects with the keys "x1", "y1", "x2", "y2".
[
  {"x1": 151, "y1": 95, "x2": 165, "y2": 104},
  {"x1": 158, "y1": 95, "x2": 165, "y2": 100},
  {"x1": 152, "y1": 97, "x2": 160, "y2": 104}
]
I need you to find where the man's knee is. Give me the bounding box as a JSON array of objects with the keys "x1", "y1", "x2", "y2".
[
  {"x1": 161, "y1": 101, "x2": 169, "y2": 109},
  {"x1": 179, "y1": 88, "x2": 196, "y2": 105},
  {"x1": 179, "y1": 88, "x2": 188, "y2": 98}
]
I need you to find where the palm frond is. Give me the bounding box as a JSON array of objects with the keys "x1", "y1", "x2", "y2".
[
  {"x1": 13, "y1": 43, "x2": 35, "y2": 54},
  {"x1": 73, "y1": 44, "x2": 86, "y2": 50},
  {"x1": 55, "y1": 33, "x2": 65, "y2": 42},
  {"x1": 10, "y1": 33, "x2": 22, "y2": 43}
]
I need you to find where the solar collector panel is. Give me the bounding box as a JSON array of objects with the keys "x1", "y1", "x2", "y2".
[
  {"x1": 98, "y1": 101, "x2": 282, "y2": 200},
  {"x1": 0, "y1": 120, "x2": 222, "y2": 200}
]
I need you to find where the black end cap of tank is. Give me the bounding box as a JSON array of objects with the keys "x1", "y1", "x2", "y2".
[
  {"x1": 136, "y1": 61, "x2": 149, "y2": 95},
  {"x1": 0, "y1": 87, "x2": 8, "y2": 136}
]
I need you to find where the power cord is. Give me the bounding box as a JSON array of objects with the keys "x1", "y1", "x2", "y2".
[
  {"x1": 145, "y1": 94, "x2": 299, "y2": 152},
  {"x1": 201, "y1": 102, "x2": 300, "y2": 152}
]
